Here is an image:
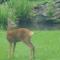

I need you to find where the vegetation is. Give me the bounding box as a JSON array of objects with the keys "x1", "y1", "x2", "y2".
[
  {"x1": 0, "y1": 0, "x2": 60, "y2": 29},
  {"x1": 0, "y1": 0, "x2": 60, "y2": 60},
  {"x1": 0, "y1": 30, "x2": 60, "y2": 60}
]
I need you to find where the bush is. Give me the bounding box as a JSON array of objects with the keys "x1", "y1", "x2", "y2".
[
  {"x1": 0, "y1": 4, "x2": 9, "y2": 29},
  {"x1": 8, "y1": 0, "x2": 33, "y2": 27}
]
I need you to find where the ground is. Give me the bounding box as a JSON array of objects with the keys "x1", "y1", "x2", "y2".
[{"x1": 0, "y1": 30, "x2": 60, "y2": 60}]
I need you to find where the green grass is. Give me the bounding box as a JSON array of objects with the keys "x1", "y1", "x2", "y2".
[{"x1": 0, "y1": 30, "x2": 60, "y2": 60}]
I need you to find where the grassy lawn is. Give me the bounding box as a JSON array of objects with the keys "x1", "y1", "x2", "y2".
[{"x1": 0, "y1": 30, "x2": 60, "y2": 60}]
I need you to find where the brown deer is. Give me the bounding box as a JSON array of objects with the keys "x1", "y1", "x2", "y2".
[{"x1": 7, "y1": 17, "x2": 35, "y2": 60}]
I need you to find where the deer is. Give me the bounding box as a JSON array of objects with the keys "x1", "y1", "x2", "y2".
[{"x1": 7, "y1": 17, "x2": 35, "y2": 60}]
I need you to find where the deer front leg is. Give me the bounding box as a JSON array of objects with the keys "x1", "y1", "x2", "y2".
[
  {"x1": 12, "y1": 42, "x2": 16, "y2": 58},
  {"x1": 8, "y1": 42, "x2": 12, "y2": 60},
  {"x1": 8, "y1": 42, "x2": 16, "y2": 60}
]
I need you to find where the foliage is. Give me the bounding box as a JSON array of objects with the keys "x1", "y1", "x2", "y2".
[
  {"x1": 0, "y1": 0, "x2": 33, "y2": 29},
  {"x1": 0, "y1": 0, "x2": 60, "y2": 29},
  {"x1": 0, "y1": 4, "x2": 9, "y2": 29}
]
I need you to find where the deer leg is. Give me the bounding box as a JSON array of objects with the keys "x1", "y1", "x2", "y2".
[
  {"x1": 23, "y1": 40, "x2": 35, "y2": 60},
  {"x1": 12, "y1": 42, "x2": 16, "y2": 58},
  {"x1": 8, "y1": 42, "x2": 12, "y2": 60},
  {"x1": 8, "y1": 42, "x2": 16, "y2": 60}
]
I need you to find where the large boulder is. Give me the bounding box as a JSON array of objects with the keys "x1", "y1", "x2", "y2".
[{"x1": 32, "y1": 0, "x2": 60, "y2": 29}]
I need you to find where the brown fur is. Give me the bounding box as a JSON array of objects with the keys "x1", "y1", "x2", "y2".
[
  {"x1": 7, "y1": 28, "x2": 33, "y2": 42},
  {"x1": 7, "y1": 28, "x2": 35, "y2": 60}
]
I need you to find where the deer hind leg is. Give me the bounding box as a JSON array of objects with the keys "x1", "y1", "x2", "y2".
[
  {"x1": 8, "y1": 42, "x2": 16, "y2": 60},
  {"x1": 22, "y1": 39, "x2": 35, "y2": 60}
]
